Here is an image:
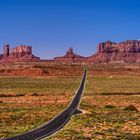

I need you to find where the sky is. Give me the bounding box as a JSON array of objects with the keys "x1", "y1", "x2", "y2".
[{"x1": 0, "y1": 0, "x2": 140, "y2": 59}]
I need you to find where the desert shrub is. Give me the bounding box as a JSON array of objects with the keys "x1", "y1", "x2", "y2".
[
  {"x1": 0, "y1": 93, "x2": 24, "y2": 97},
  {"x1": 0, "y1": 100, "x2": 3, "y2": 103},
  {"x1": 101, "y1": 92, "x2": 140, "y2": 95},
  {"x1": 31, "y1": 93, "x2": 39, "y2": 96},
  {"x1": 124, "y1": 105, "x2": 138, "y2": 112},
  {"x1": 15, "y1": 93, "x2": 24, "y2": 97},
  {"x1": 105, "y1": 105, "x2": 116, "y2": 109},
  {"x1": 124, "y1": 134, "x2": 140, "y2": 140}
]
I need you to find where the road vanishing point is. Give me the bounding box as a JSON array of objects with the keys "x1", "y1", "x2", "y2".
[{"x1": 2, "y1": 69, "x2": 87, "y2": 140}]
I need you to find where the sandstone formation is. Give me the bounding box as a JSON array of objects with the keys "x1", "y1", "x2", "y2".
[
  {"x1": 89, "y1": 40, "x2": 140, "y2": 63},
  {"x1": 54, "y1": 47, "x2": 85, "y2": 61},
  {"x1": 0, "y1": 45, "x2": 40, "y2": 62},
  {"x1": 1, "y1": 40, "x2": 140, "y2": 64},
  {"x1": 53, "y1": 41, "x2": 140, "y2": 63}
]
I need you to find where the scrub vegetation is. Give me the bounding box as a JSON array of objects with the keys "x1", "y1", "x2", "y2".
[{"x1": 0, "y1": 63, "x2": 140, "y2": 140}]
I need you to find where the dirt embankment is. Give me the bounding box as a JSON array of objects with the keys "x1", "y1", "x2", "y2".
[
  {"x1": 0, "y1": 68, "x2": 44, "y2": 76},
  {"x1": 0, "y1": 62, "x2": 83, "y2": 76},
  {"x1": 0, "y1": 62, "x2": 140, "y2": 76}
]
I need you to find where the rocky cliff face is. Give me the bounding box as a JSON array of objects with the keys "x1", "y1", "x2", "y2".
[
  {"x1": 89, "y1": 40, "x2": 140, "y2": 63},
  {"x1": 54, "y1": 41, "x2": 140, "y2": 63},
  {"x1": 1, "y1": 40, "x2": 140, "y2": 64},
  {"x1": 0, "y1": 45, "x2": 40, "y2": 62},
  {"x1": 54, "y1": 48, "x2": 85, "y2": 61}
]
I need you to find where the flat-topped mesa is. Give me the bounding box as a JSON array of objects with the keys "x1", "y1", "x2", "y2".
[
  {"x1": 54, "y1": 47, "x2": 85, "y2": 61},
  {"x1": 0, "y1": 45, "x2": 40, "y2": 62},
  {"x1": 10, "y1": 45, "x2": 32, "y2": 59},
  {"x1": 90, "y1": 40, "x2": 140, "y2": 63},
  {"x1": 97, "y1": 40, "x2": 140, "y2": 53}
]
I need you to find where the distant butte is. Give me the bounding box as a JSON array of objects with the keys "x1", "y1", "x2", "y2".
[
  {"x1": 0, "y1": 40, "x2": 140, "y2": 63},
  {"x1": 54, "y1": 47, "x2": 85, "y2": 61},
  {"x1": 89, "y1": 40, "x2": 140, "y2": 63},
  {"x1": 0, "y1": 45, "x2": 40, "y2": 62},
  {"x1": 54, "y1": 40, "x2": 140, "y2": 63}
]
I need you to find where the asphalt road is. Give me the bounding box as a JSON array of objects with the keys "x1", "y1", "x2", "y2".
[{"x1": 1, "y1": 69, "x2": 87, "y2": 140}]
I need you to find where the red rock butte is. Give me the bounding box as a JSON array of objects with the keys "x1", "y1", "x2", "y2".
[
  {"x1": 89, "y1": 40, "x2": 140, "y2": 63},
  {"x1": 54, "y1": 40, "x2": 140, "y2": 63},
  {"x1": 0, "y1": 45, "x2": 40, "y2": 62},
  {"x1": 0, "y1": 40, "x2": 140, "y2": 63},
  {"x1": 54, "y1": 47, "x2": 85, "y2": 62}
]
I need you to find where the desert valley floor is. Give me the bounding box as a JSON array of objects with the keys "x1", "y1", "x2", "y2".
[{"x1": 0, "y1": 62, "x2": 140, "y2": 140}]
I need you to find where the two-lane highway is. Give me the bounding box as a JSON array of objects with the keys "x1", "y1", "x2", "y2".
[{"x1": 1, "y1": 69, "x2": 87, "y2": 140}]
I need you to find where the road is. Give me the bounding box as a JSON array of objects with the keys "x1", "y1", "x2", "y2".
[{"x1": 1, "y1": 69, "x2": 87, "y2": 140}]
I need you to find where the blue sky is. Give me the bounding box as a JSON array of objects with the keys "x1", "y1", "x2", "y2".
[{"x1": 0, "y1": 0, "x2": 140, "y2": 59}]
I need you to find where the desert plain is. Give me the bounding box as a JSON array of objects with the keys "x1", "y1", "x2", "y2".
[{"x1": 0, "y1": 62, "x2": 140, "y2": 140}]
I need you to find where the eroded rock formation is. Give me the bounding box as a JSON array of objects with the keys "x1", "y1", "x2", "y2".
[
  {"x1": 0, "y1": 45, "x2": 40, "y2": 62},
  {"x1": 1, "y1": 40, "x2": 140, "y2": 64},
  {"x1": 54, "y1": 41, "x2": 140, "y2": 63},
  {"x1": 54, "y1": 47, "x2": 85, "y2": 61},
  {"x1": 89, "y1": 40, "x2": 140, "y2": 63}
]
